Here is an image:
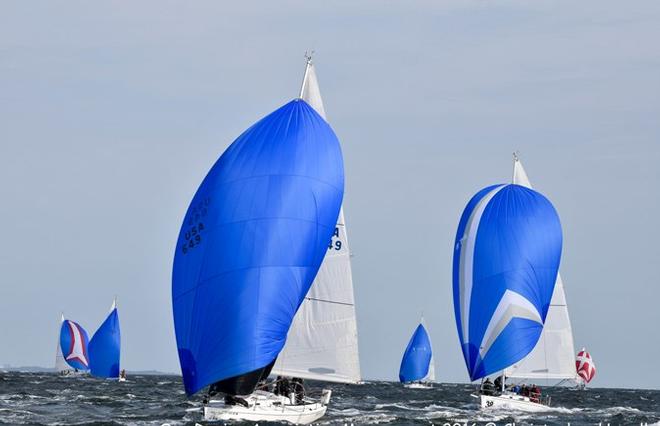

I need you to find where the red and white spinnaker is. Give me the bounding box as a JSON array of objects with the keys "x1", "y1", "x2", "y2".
[{"x1": 576, "y1": 348, "x2": 596, "y2": 383}]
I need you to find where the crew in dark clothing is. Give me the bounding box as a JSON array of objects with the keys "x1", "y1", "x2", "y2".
[
  {"x1": 481, "y1": 378, "x2": 495, "y2": 396},
  {"x1": 530, "y1": 384, "x2": 541, "y2": 403},
  {"x1": 520, "y1": 385, "x2": 529, "y2": 397},
  {"x1": 494, "y1": 375, "x2": 503, "y2": 392},
  {"x1": 274, "y1": 376, "x2": 291, "y2": 397},
  {"x1": 291, "y1": 378, "x2": 305, "y2": 404}
]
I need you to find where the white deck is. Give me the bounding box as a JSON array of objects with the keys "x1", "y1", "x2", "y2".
[
  {"x1": 478, "y1": 392, "x2": 551, "y2": 412},
  {"x1": 204, "y1": 389, "x2": 330, "y2": 425}
]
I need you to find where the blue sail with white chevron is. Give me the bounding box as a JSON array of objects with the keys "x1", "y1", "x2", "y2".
[
  {"x1": 452, "y1": 184, "x2": 562, "y2": 381},
  {"x1": 59, "y1": 319, "x2": 90, "y2": 371}
]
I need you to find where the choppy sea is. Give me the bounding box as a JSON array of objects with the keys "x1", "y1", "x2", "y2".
[{"x1": 1, "y1": 372, "x2": 658, "y2": 425}]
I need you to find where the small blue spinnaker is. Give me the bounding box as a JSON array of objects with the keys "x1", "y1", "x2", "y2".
[
  {"x1": 399, "y1": 323, "x2": 433, "y2": 383},
  {"x1": 172, "y1": 99, "x2": 344, "y2": 395},
  {"x1": 452, "y1": 184, "x2": 562, "y2": 381},
  {"x1": 89, "y1": 301, "x2": 121, "y2": 378}
]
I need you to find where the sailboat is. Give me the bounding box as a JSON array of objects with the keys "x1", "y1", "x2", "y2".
[
  {"x1": 271, "y1": 55, "x2": 362, "y2": 386},
  {"x1": 452, "y1": 180, "x2": 563, "y2": 411},
  {"x1": 576, "y1": 348, "x2": 596, "y2": 387},
  {"x1": 505, "y1": 154, "x2": 580, "y2": 386},
  {"x1": 89, "y1": 299, "x2": 121, "y2": 380},
  {"x1": 55, "y1": 314, "x2": 74, "y2": 375},
  {"x1": 399, "y1": 320, "x2": 435, "y2": 389},
  {"x1": 59, "y1": 317, "x2": 91, "y2": 373},
  {"x1": 172, "y1": 56, "x2": 346, "y2": 424}
]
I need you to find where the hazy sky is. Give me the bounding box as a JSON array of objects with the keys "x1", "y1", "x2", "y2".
[{"x1": 1, "y1": 1, "x2": 659, "y2": 389}]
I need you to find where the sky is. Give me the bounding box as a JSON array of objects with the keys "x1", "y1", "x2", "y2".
[{"x1": 1, "y1": 1, "x2": 659, "y2": 389}]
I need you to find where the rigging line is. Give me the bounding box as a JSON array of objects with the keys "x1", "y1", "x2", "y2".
[{"x1": 304, "y1": 297, "x2": 354, "y2": 307}]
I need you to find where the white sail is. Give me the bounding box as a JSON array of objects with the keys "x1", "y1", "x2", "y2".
[
  {"x1": 425, "y1": 356, "x2": 436, "y2": 382},
  {"x1": 55, "y1": 313, "x2": 72, "y2": 373},
  {"x1": 272, "y1": 57, "x2": 361, "y2": 384},
  {"x1": 507, "y1": 156, "x2": 578, "y2": 382}
]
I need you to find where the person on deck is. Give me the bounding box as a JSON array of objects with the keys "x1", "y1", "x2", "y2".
[
  {"x1": 481, "y1": 378, "x2": 495, "y2": 396},
  {"x1": 520, "y1": 384, "x2": 529, "y2": 397},
  {"x1": 274, "y1": 376, "x2": 290, "y2": 397},
  {"x1": 530, "y1": 384, "x2": 541, "y2": 403},
  {"x1": 291, "y1": 378, "x2": 305, "y2": 404},
  {"x1": 494, "y1": 375, "x2": 504, "y2": 392}
]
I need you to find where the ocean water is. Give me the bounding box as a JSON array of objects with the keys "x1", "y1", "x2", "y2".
[{"x1": 1, "y1": 372, "x2": 658, "y2": 425}]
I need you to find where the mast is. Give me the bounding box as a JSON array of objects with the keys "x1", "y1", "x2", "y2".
[{"x1": 299, "y1": 52, "x2": 312, "y2": 99}]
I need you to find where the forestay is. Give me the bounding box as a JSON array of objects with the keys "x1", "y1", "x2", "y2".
[
  {"x1": 272, "y1": 58, "x2": 361, "y2": 384},
  {"x1": 172, "y1": 97, "x2": 345, "y2": 395},
  {"x1": 506, "y1": 157, "x2": 578, "y2": 382},
  {"x1": 452, "y1": 184, "x2": 562, "y2": 381}
]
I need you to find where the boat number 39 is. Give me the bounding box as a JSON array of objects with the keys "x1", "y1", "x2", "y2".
[{"x1": 328, "y1": 226, "x2": 343, "y2": 251}]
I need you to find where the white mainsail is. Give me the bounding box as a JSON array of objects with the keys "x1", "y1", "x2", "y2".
[
  {"x1": 272, "y1": 57, "x2": 361, "y2": 384},
  {"x1": 506, "y1": 155, "x2": 578, "y2": 382},
  {"x1": 55, "y1": 313, "x2": 72, "y2": 373}
]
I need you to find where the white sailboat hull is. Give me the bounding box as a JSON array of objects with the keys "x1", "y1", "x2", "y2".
[
  {"x1": 404, "y1": 382, "x2": 433, "y2": 389},
  {"x1": 204, "y1": 390, "x2": 330, "y2": 425},
  {"x1": 478, "y1": 393, "x2": 551, "y2": 412}
]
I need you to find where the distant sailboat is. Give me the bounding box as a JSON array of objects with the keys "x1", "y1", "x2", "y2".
[
  {"x1": 172, "y1": 56, "x2": 345, "y2": 424},
  {"x1": 89, "y1": 299, "x2": 121, "y2": 379},
  {"x1": 576, "y1": 348, "x2": 596, "y2": 387},
  {"x1": 506, "y1": 154, "x2": 580, "y2": 386},
  {"x1": 55, "y1": 314, "x2": 73, "y2": 375},
  {"x1": 59, "y1": 318, "x2": 90, "y2": 372},
  {"x1": 272, "y1": 55, "x2": 362, "y2": 385},
  {"x1": 399, "y1": 320, "x2": 435, "y2": 389},
  {"x1": 452, "y1": 181, "x2": 563, "y2": 411}
]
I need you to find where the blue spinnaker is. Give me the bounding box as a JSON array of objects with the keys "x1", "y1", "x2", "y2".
[
  {"x1": 172, "y1": 99, "x2": 345, "y2": 395},
  {"x1": 59, "y1": 320, "x2": 90, "y2": 371},
  {"x1": 89, "y1": 305, "x2": 121, "y2": 378},
  {"x1": 452, "y1": 184, "x2": 562, "y2": 381},
  {"x1": 399, "y1": 324, "x2": 432, "y2": 383}
]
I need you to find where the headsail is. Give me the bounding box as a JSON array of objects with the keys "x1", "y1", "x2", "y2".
[
  {"x1": 399, "y1": 322, "x2": 433, "y2": 383},
  {"x1": 55, "y1": 314, "x2": 73, "y2": 373},
  {"x1": 272, "y1": 56, "x2": 361, "y2": 384},
  {"x1": 172, "y1": 95, "x2": 345, "y2": 395},
  {"x1": 506, "y1": 155, "x2": 578, "y2": 382},
  {"x1": 89, "y1": 299, "x2": 121, "y2": 378},
  {"x1": 59, "y1": 319, "x2": 90, "y2": 370},
  {"x1": 453, "y1": 184, "x2": 562, "y2": 381}
]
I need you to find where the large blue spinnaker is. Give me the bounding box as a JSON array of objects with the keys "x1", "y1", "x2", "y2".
[
  {"x1": 59, "y1": 320, "x2": 90, "y2": 371},
  {"x1": 172, "y1": 99, "x2": 345, "y2": 395},
  {"x1": 89, "y1": 302, "x2": 121, "y2": 378},
  {"x1": 452, "y1": 184, "x2": 562, "y2": 381},
  {"x1": 399, "y1": 323, "x2": 433, "y2": 383}
]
